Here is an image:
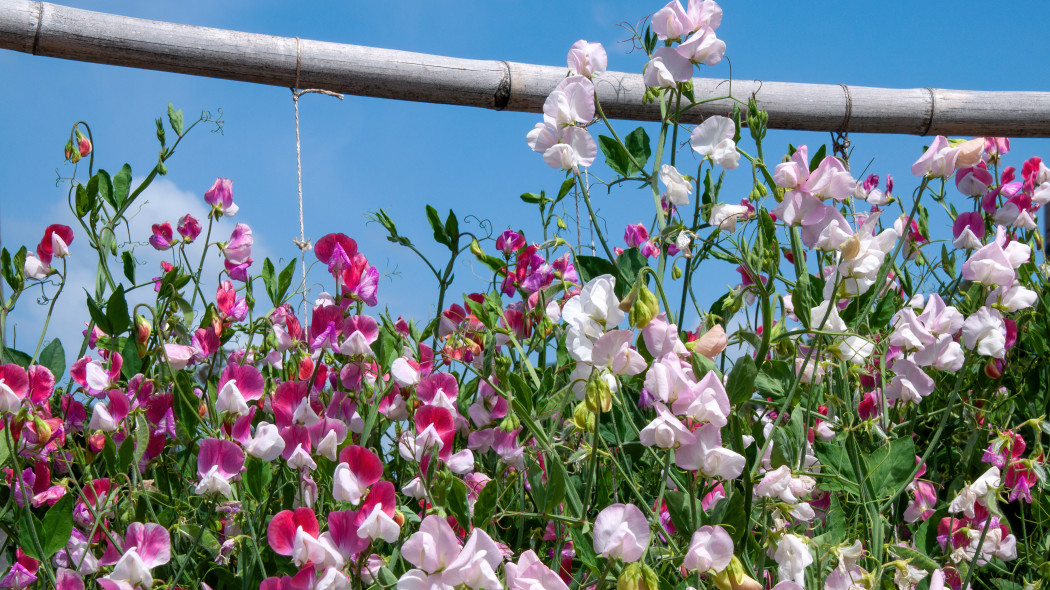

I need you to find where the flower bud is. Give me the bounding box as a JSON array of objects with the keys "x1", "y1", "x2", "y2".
[
  {"x1": 64, "y1": 138, "x2": 75, "y2": 161},
  {"x1": 75, "y1": 130, "x2": 92, "y2": 158},
  {"x1": 470, "y1": 239, "x2": 485, "y2": 258},
  {"x1": 955, "y1": 138, "x2": 984, "y2": 169},
  {"x1": 671, "y1": 262, "x2": 683, "y2": 280},
  {"x1": 32, "y1": 414, "x2": 52, "y2": 445},
  {"x1": 585, "y1": 375, "x2": 612, "y2": 414},
  {"x1": 629, "y1": 283, "x2": 660, "y2": 329},
  {"x1": 617, "y1": 562, "x2": 658, "y2": 590},
  {"x1": 710, "y1": 556, "x2": 762, "y2": 590},
  {"x1": 134, "y1": 314, "x2": 152, "y2": 357},
  {"x1": 571, "y1": 402, "x2": 595, "y2": 432}
]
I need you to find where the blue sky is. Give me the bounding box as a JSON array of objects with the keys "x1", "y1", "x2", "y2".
[{"x1": 2, "y1": 0, "x2": 1049, "y2": 365}]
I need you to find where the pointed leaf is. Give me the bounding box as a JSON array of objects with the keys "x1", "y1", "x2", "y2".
[
  {"x1": 38, "y1": 339, "x2": 65, "y2": 378},
  {"x1": 113, "y1": 164, "x2": 132, "y2": 210}
]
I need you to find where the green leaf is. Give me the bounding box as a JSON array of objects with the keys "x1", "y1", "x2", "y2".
[
  {"x1": 711, "y1": 491, "x2": 747, "y2": 544},
  {"x1": 569, "y1": 526, "x2": 600, "y2": 576},
  {"x1": 121, "y1": 336, "x2": 142, "y2": 379},
  {"x1": 18, "y1": 512, "x2": 46, "y2": 560},
  {"x1": 1, "y1": 246, "x2": 26, "y2": 292},
  {"x1": 245, "y1": 456, "x2": 273, "y2": 500},
  {"x1": 0, "y1": 431, "x2": 10, "y2": 470},
  {"x1": 868, "y1": 437, "x2": 916, "y2": 498},
  {"x1": 809, "y1": 144, "x2": 827, "y2": 172},
  {"x1": 426, "y1": 205, "x2": 449, "y2": 247},
  {"x1": 261, "y1": 258, "x2": 277, "y2": 305},
  {"x1": 113, "y1": 164, "x2": 133, "y2": 209},
  {"x1": 754, "y1": 360, "x2": 793, "y2": 402},
  {"x1": 173, "y1": 372, "x2": 200, "y2": 439},
  {"x1": 689, "y1": 353, "x2": 719, "y2": 382},
  {"x1": 726, "y1": 355, "x2": 758, "y2": 406},
  {"x1": 75, "y1": 183, "x2": 93, "y2": 217},
  {"x1": 574, "y1": 255, "x2": 618, "y2": 285},
  {"x1": 813, "y1": 440, "x2": 859, "y2": 494},
  {"x1": 106, "y1": 285, "x2": 131, "y2": 336},
  {"x1": 121, "y1": 250, "x2": 136, "y2": 283},
  {"x1": 886, "y1": 544, "x2": 940, "y2": 574},
  {"x1": 520, "y1": 192, "x2": 546, "y2": 205},
  {"x1": 118, "y1": 433, "x2": 136, "y2": 473},
  {"x1": 614, "y1": 248, "x2": 649, "y2": 299},
  {"x1": 277, "y1": 259, "x2": 296, "y2": 304},
  {"x1": 0, "y1": 346, "x2": 31, "y2": 368},
  {"x1": 545, "y1": 453, "x2": 566, "y2": 512},
  {"x1": 508, "y1": 372, "x2": 533, "y2": 416},
  {"x1": 555, "y1": 177, "x2": 576, "y2": 204},
  {"x1": 598, "y1": 135, "x2": 632, "y2": 177},
  {"x1": 447, "y1": 478, "x2": 471, "y2": 530},
  {"x1": 665, "y1": 489, "x2": 701, "y2": 533},
  {"x1": 97, "y1": 169, "x2": 115, "y2": 209},
  {"x1": 473, "y1": 479, "x2": 498, "y2": 527},
  {"x1": 132, "y1": 414, "x2": 151, "y2": 469},
  {"x1": 624, "y1": 127, "x2": 652, "y2": 174},
  {"x1": 38, "y1": 339, "x2": 65, "y2": 377},
  {"x1": 85, "y1": 291, "x2": 113, "y2": 334},
  {"x1": 444, "y1": 210, "x2": 460, "y2": 252},
  {"x1": 168, "y1": 102, "x2": 184, "y2": 135}
]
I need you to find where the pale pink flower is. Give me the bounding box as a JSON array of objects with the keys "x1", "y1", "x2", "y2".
[
  {"x1": 567, "y1": 40, "x2": 607, "y2": 77},
  {"x1": 676, "y1": 25, "x2": 725, "y2": 65},
  {"x1": 505, "y1": 550, "x2": 569, "y2": 590},
  {"x1": 802, "y1": 157, "x2": 856, "y2": 201},
  {"x1": 709, "y1": 202, "x2": 749, "y2": 232},
  {"x1": 593, "y1": 503, "x2": 650, "y2": 562},
  {"x1": 683, "y1": 525, "x2": 733, "y2": 572},
  {"x1": 643, "y1": 46, "x2": 694, "y2": 87},
  {"x1": 591, "y1": 330, "x2": 646, "y2": 375},
  {"x1": 204, "y1": 177, "x2": 237, "y2": 216},
  {"x1": 962, "y1": 306, "x2": 1007, "y2": 358},
  {"x1": 639, "y1": 402, "x2": 695, "y2": 449},
  {"x1": 772, "y1": 533, "x2": 812, "y2": 586},
  {"x1": 773, "y1": 146, "x2": 809, "y2": 189}
]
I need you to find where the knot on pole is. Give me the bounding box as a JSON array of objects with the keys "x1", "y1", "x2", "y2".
[
  {"x1": 920, "y1": 87, "x2": 936, "y2": 137},
  {"x1": 494, "y1": 60, "x2": 512, "y2": 111}
]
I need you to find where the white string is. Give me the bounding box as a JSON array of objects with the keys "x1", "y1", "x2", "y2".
[{"x1": 291, "y1": 36, "x2": 343, "y2": 318}]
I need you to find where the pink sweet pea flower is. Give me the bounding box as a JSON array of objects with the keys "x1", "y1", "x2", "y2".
[
  {"x1": 567, "y1": 40, "x2": 607, "y2": 77},
  {"x1": 315, "y1": 233, "x2": 359, "y2": 273},
  {"x1": 333, "y1": 445, "x2": 383, "y2": 505},
  {"x1": 36, "y1": 224, "x2": 75, "y2": 265},
  {"x1": 55, "y1": 568, "x2": 84, "y2": 590},
  {"x1": 676, "y1": 25, "x2": 725, "y2": 66},
  {"x1": 195, "y1": 438, "x2": 245, "y2": 498},
  {"x1": 70, "y1": 353, "x2": 122, "y2": 398},
  {"x1": 506, "y1": 549, "x2": 569, "y2": 590},
  {"x1": 0, "y1": 363, "x2": 29, "y2": 413},
  {"x1": 683, "y1": 525, "x2": 734, "y2": 572},
  {"x1": 177, "y1": 213, "x2": 201, "y2": 241},
  {"x1": 952, "y1": 212, "x2": 986, "y2": 250},
  {"x1": 221, "y1": 223, "x2": 253, "y2": 281},
  {"x1": 99, "y1": 523, "x2": 171, "y2": 590},
  {"x1": 267, "y1": 508, "x2": 320, "y2": 556},
  {"x1": 495, "y1": 230, "x2": 526, "y2": 256},
  {"x1": 400, "y1": 515, "x2": 464, "y2": 583},
  {"x1": 956, "y1": 165, "x2": 994, "y2": 197},
  {"x1": 962, "y1": 306, "x2": 1007, "y2": 359},
  {"x1": 216, "y1": 281, "x2": 248, "y2": 322},
  {"x1": 643, "y1": 46, "x2": 694, "y2": 88},
  {"x1": 593, "y1": 503, "x2": 650, "y2": 562},
  {"x1": 148, "y1": 222, "x2": 174, "y2": 250},
  {"x1": 204, "y1": 177, "x2": 238, "y2": 217},
  {"x1": 214, "y1": 363, "x2": 264, "y2": 416}
]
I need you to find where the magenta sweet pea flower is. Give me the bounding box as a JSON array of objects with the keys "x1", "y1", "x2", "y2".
[
  {"x1": 177, "y1": 213, "x2": 201, "y2": 241},
  {"x1": 215, "y1": 281, "x2": 248, "y2": 322},
  {"x1": 148, "y1": 222, "x2": 174, "y2": 251},
  {"x1": 204, "y1": 177, "x2": 238, "y2": 217},
  {"x1": 333, "y1": 445, "x2": 383, "y2": 505},
  {"x1": 195, "y1": 438, "x2": 245, "y2": 498},
  {"x1": 495, "y1": 230, "x2": 526, "y2": 256},
  {"x1": 221, "y1": 223, "x2": 253, "y2": 281},
  {"x1": 36, "y1": 224, "x2": 74, "y2": 265},
  {"x1": 98, "y1": 523, "x2": 171, "y2": 590},
  {"x1": 214, "y1": 363, "x2": 264, "y2": 417},
  {"x1": 0, "y1": 363, "x2": 29, "y2": 413}
]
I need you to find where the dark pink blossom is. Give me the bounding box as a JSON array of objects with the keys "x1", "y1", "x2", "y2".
[
  {"x1": 204, "y1": 177, "x2": 237, "y2": 217},
  {"x1": 148, "y1": 222, "x2": 175, "y2": 250},
  {"x1": 177, "y1": 213, "x2": 201, "y2": 241},
  {"x1": 36, "y1": 224, "x2": 75, "y2": 265}
]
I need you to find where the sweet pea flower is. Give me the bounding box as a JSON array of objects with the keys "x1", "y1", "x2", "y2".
[
  {"x1": 0, "y1": 363, "x2": 28, "y2": 413},
  {"x1": 36, "y1": 224, "x2": 75, "y2": 265},
  {"x1": 803, "y1": 157, "x2": 856, "y2": 201},
  {"x1": 244, "y1": 422, "x2": 286, "y2": 461},
  {"x1": 567, "y1": 40, "x2": 607, "y2": 77},
  {"x1": 148, "y1": 222, "x2": 174, "y2": 250},
  {"x1": 214, "y1": 363, "x2": 264, "y2": 416},
  {"x1": 177, "y1": 213, "x2": 201, "y2": 241},
  {"x1": 709, "y1": 202, "x2": 749, "y2": 232},
  {"x1": 23, "y1": 253, "x2": 51, "y2": 279},
  {"x1": 204, "y1": 177, "x2": 238, "y2": 217},
  {"x1": 651, "y1": 0, "x2": 722, "y2": 40},
  {"x1": 659, "y1": 164, "x2": 692, "y2": 205},
  {"x1": 952, "y1": 212, "x2": 985, "y2": 250},
  {"x1": 593, "y1": 503, "x2": 650, "y2": 562},
  {"x1": 911, "y1": 136, "x2": 983, "y2": 178},
  {"x1": 676, "y1": 25, "x2": 725, "y2": 65},
  {"x1": 639, "y1": 402, "x2": 695, "y2": 449},
  {"x1": 506, "y1": 549, "x2": 569, "y2": 590},
  {"x1": 643, "y1": 46, "x2": 694, "y2": 88},
  {"x1": 956, "y1": 165, "x2": 994, "y2": 197},
  {"x1": 332, "y1": 445, "x2": 383, "y2": 505},
  {"x1": 772, "y1": 533, "x2": 813, "y2": 587},
  {"x1": 962, "y1": 306, "x2": 1007, "y2": 358},
  {"x1": 526, "y1": 124, "x2": 597, "y2": 172},
  {"x1": 690, "y1": 116, "x2": 739, "y2": 169},
  {"x1": 221, "y1": 223, "x2": 254, "y2": 281},
  {"x1": 194, "y1": 438, "x2": 244, "y2": 498},
  {"x1": 99, "y1": 523, "x2": 171, "y2": 590},
  {"x1": 683, "y1": 525, "x2": 734, "y2": 572},
  {"x1": 399, "y1": 515, "x2": 465, "y2": 583}
]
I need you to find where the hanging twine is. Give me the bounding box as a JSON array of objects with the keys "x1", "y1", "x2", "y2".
[
  {"x1": 291, "y1": 36, "x2": 343, "y2": 317},
  {"x1": 831, "y1": 83, "x2": 852, "y2": 169}
]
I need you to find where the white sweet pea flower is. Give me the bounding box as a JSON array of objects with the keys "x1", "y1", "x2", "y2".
[
  {"x1": 691, "y1": 116, "x2": 739, "y2": 169},
  {"x1": 708, "y1": 202, "x2": 749, "y2": 232},
  {"x1": 244, "y1": 422, "x2": 285, "y2": 461},
  {"x1": 660, "y1": 164, "x2": 692, "y2": 205}
]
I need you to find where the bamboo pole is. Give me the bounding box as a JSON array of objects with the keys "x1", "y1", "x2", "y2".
[{"x1": 3, "y1": 1, "x2": 1050, "y2": 137}]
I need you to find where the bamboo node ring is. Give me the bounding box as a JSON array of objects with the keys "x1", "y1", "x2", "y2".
[{"x1": 494, "y1": 60, "x2": 512, "y2": 111}]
